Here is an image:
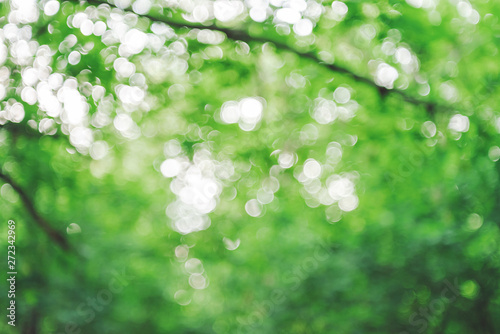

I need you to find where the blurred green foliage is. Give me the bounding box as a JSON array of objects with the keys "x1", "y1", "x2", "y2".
[{"x1": 1, "y1": 0, "x2": 500, "y2": 333}]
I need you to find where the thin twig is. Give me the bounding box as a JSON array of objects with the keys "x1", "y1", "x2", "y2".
[
  {"x1": 78, "y1": 0, "x2": 451, "y2": 116},
  {"x1": 0, "y1": 170, "x2": 71, "y2": 251}
]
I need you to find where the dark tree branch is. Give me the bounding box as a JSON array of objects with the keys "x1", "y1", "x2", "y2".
[
  {"x1": 0, "y1": 170, "x2": 71, "y2": 251},
  {"x1": 0, "y1": 122, "x2": 63, "y2": 140},
  {"x1": 78, "y1": 0, "x2": 450, "y2": 116}
]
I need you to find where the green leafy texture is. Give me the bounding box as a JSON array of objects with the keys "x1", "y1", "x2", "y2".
[{"x1": 0, "y1": 0, "x2": 499, "y2": 333}]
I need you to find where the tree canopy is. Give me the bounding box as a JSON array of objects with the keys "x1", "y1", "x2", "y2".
[{"x1": 1, "y1": 0, "x2": 500, "y2": 333}]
